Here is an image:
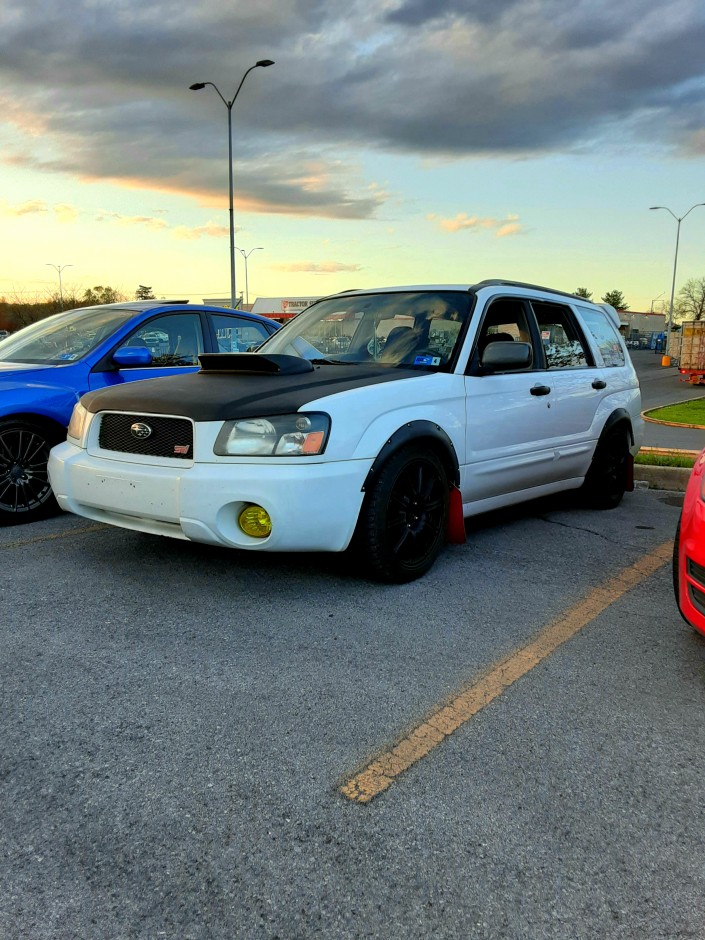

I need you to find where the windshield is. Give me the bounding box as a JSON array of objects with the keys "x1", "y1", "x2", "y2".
[
  {"x1": 258, "y1": 290, "x2": 472, "y2": 369},
  {"x1": 0, "y1": 306, "x2": 135, "y2": 365}
]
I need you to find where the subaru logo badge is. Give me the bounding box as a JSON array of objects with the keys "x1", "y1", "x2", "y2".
[{"x1": 130, "y1": 422, "x2": 152, "y2": 440}]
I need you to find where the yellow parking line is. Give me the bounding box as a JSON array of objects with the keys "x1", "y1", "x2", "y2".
[
  {"x1": 0, "y1": 523, "x2": 105, "y2": 552},
  {"x1": 340, "y1": 540, "x2": 673, "y2": 804}
]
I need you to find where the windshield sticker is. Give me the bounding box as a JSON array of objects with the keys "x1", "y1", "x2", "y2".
[
  {"x1": 413, "y1": 355, "x2": 441, "y2": 366},
  {"x1": 58, "y1": 353, "x2": 79, "y2": 360}
]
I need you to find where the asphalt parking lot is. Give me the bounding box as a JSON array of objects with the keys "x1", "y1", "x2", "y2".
[{"x1": 3, "y1": 487, "x2": 705, "y2": 939}]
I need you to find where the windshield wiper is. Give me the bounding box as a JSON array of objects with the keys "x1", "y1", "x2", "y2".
[{"x1": 310, "y1": 357, "x2": 358, "y2": 365}]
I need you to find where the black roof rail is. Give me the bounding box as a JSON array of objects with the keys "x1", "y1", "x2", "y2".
[{"x1": 473, "y1": 280, "x2": 592, "y2": 302}]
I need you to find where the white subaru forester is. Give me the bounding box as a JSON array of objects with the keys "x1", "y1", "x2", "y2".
[{"x1": 49, "y1": 280, "x2": 643, "y2": 582}]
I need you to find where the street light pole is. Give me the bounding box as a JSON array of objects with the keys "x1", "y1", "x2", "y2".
[
  {"x1": 237, "y1": 247, "x2": 263, "y2": 306},
  {"x1": 650, "y1": 203, "x2": 705, "y2": 356},
  {"x1": 189, "y1": 60, "x2": 274, "y2": 310},
  {"x1": 45, "y1": 263, "x2": 73, "y2": 311}
]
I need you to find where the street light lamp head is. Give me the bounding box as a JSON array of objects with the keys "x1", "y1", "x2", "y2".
[
  {"x1": 256, "y1": 59, "x2": 275, "y2": 68},
  {"x1": 189, "y1": 82, "x2": 206, "y2": 90},
  {"x1": 649, "y1": 206, "x2": 665, "y2": 211}
]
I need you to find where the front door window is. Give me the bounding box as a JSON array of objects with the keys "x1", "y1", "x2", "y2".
[{"x1": 122, "y1": 314, "x2": 204, "y2": 367}]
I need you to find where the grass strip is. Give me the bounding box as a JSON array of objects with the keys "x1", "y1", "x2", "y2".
[
  {"x1": 635, "y1": 453, "x2": 696, "y2": 468},
  {"x1": 645, "y1": 398, "x2": 705, "y2": 426}
]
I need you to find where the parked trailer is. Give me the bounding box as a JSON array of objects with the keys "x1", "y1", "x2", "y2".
[{"x1": 679, "y1": 320, "x2": 705, "y2": 385}]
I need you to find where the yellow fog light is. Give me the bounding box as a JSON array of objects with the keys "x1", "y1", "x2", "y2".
[{"x1": 238, "y1": 504, "x2": 272, "y2": 538}]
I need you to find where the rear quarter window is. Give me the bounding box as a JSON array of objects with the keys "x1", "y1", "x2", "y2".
[{"x1": 577, "y1": 307, "x2": 626, "y2": 367}]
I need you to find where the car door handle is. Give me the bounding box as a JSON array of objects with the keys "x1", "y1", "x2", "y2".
[
  {"x1": 530, "y1": 384, "x2": 551, "y2": 396},
  {"x1": 592, "y1": 379, "x2": 607, "y2": 389}
]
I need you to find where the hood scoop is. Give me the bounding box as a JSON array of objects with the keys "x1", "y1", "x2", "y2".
[{"x1": 197, "y1": 353, "x2": 314, "y2": 375}]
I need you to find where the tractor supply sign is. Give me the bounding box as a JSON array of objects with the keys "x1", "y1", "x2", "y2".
[{"x1": 250, "y1": 297, "x2": 320, "y2": 320}]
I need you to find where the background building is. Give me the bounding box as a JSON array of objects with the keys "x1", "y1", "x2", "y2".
[{"x1": 202, "y1": 296, "x2": 320, "y2": 321}]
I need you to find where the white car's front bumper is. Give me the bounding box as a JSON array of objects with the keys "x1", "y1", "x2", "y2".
[{"x1": 49, "y1": 441, "x2": 372, "y2": 552}]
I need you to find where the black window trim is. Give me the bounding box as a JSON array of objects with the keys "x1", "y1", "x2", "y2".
[
  {"x1": 465, "y1": 295, "x2": 543, "y2": 376},
  {"x1": 529, "y1": 298, "x2": 597, "y2": 372}
]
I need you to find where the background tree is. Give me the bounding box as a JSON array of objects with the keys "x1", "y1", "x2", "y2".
[
  {"x1": 82, "y1": 285, "x2": 126, "y2": 305},
  {"x1": 574, "y1": 287, "x2": 593, "y2": 299},
  {"x1": 0, "y1": 285, "x2": 127, "y2": 331},
  {"x1": 675, "y1": 277, "x2": 705, "y2": 322},
  {"x1": 601, "y1": 290, "x2": 629, "y2": 310},
  {"x1": 135, "y1": 284, "x2": 155, "y2": 300}
]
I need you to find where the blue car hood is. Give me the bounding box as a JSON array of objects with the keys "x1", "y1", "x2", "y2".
[
  {"x1": 0, "y1": 361, "x2": 79, "y2": 397},
  {"x1": 0, "y1": 361, "x2": 59, "y2": 378}
]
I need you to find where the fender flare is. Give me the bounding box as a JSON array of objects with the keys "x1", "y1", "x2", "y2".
[
  {"x1": 598, "y1": 408, "x2": 634, "y2": 446},
  {"x1": 362, "y1": 420, "x2": 460, "y2": 492}
]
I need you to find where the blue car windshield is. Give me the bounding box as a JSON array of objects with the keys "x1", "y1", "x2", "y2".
[{"x1": 0, "y1": 306, "x2": 135, "y2": 365}]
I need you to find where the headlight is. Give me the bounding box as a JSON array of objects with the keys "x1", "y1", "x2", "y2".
[
  {"x1": 214, "y1": 413, "x2": 330, "y2": 456},
  {"x1": 67, "y1": 402, "x2": 89, "y2": 443}
]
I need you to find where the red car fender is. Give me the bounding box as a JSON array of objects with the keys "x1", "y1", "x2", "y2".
[{"x1": 676, "y1": 448, "x2": 705, "y2": 635}]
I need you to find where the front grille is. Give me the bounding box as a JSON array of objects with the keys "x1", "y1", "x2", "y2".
[
  {"x1": 687, "y1": 557, "x2": 705, "y2": 589},
  {"x1": 98, "y1": 413, "x2": 193, "y2": 459}
]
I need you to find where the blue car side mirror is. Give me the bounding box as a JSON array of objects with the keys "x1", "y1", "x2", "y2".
[{"x1": 113, "y1": 346, "x2": 153, "y2": 367}]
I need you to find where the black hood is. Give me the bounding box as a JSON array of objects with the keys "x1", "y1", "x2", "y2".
[{"x1": 82, "y1": 360, "x2": 425, "y2": 421}]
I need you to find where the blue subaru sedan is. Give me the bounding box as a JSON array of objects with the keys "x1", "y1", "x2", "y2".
[{"x1": 0, "y1": 300, "x2": 279, "y2": 525}]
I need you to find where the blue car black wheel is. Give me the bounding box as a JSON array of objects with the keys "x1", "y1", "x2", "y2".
[{"x1": 0, "y1": 419, "x2": 60, "y2": 524}]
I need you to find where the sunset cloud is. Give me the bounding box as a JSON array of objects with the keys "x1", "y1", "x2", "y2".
[
  {"x1": 53, "y1": 203, "x2": 78, "y2": 223},
  {"x1": 275, "y1": 262, "x2": 364, "y2": 275},
  {"x1": 94, "y1": 211, "x2": 168, "y2": 230},
  {"x1": 3, "y1": 200, "x2": 48, "y2": 217},
  {"x1": 429, "y1": 212, "x2": 523, "y2": 236},
  {"x1": 495, "y1": 221, "x2": 523, "y2": 238},
  {"x1": 172, "y1": 222, "x2": 229, "y2": 241},
  {"x1": 0, "y1": 0, "x2": 701, "y2": 229}
]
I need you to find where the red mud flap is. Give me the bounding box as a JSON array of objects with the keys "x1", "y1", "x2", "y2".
[
  {"x1": 627, "y1": 453, "x2": 634, "y2": 492},
  {"x1": 446, "y1": 484, "x2": 466, "y2": 544}
]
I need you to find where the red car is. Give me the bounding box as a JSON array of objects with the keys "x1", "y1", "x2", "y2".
[{"x1": 674, "y1": 448, "x2": 705, "y2": 635}]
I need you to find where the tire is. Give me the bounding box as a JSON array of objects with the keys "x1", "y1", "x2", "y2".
[
  {"x1": 355, "y1": 445, "x2": 449, "y2": 583},
  {"x1": 0, "y1": 419, "x2": 62, "y2": 525},
  {"x1": 581, "y1": 426, "x2": 629, "y2": 510}
]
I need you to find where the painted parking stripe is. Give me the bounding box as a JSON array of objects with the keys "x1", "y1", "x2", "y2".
[
  {"x1": 340, "y1": 540, "x2": 673, "y2": 804},
  {"x1": 1, "y1": 523, "x2": 105, "y2": 552}
]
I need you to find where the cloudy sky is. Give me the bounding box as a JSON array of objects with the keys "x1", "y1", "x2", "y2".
[{"x1": 1, "y1": 0, "x2": 704, "y2": 309}]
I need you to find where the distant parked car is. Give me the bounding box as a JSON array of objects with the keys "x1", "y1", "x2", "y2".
[
  {"x1": 49, "y1": 280, "x2": 643, "y2": 581},
  {"x1": 0, "y1": 330, "x2": 9, "y2": 340},
  {"x1": 0, "y1": 300, "x2": 278, "y2": 524},
  {"x1": 673, "y1": 448, "x2": 705, "y2": 635}
]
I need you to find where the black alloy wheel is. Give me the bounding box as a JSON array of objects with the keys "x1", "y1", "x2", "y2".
[
  {"x1": 0, "y1": 420, "x2": 59, "y2": 525},
  {"x1": 357, "y1": 446, "x2": 449, "y2": 582},
  {"x1": 582, "y1": 427, "x2": 629, "y2": 510}
]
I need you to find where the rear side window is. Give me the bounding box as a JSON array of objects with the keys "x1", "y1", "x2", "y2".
[
  {"x1": 578, "y1": 308, "x2": 626, "y2": 367},
  {"x1": 531, "y1": 301, "x2": 591, "y2": 370},
  {"x1": 211, "y1": 314, "x2": 270, "y2": 352}
]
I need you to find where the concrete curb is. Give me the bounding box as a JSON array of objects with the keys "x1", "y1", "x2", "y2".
[{"x1": 633, "y1": 464, "x2": 692, "y2": 492}]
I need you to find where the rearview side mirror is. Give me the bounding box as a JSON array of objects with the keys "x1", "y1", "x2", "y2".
[
  {"x1": 480, "y1": 341, "x2": 532, "y2": 372},
  {"x1": 112, "y1": 346, "x2": 153, "y2": 367}
]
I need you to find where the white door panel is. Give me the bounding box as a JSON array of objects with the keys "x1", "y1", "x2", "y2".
[
  {"x1": 462, "y1": 374, "x2": 557, "y2": 500},
  {"x1": 462, "y1": 369, "x2": 604, "y2": 501}
]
